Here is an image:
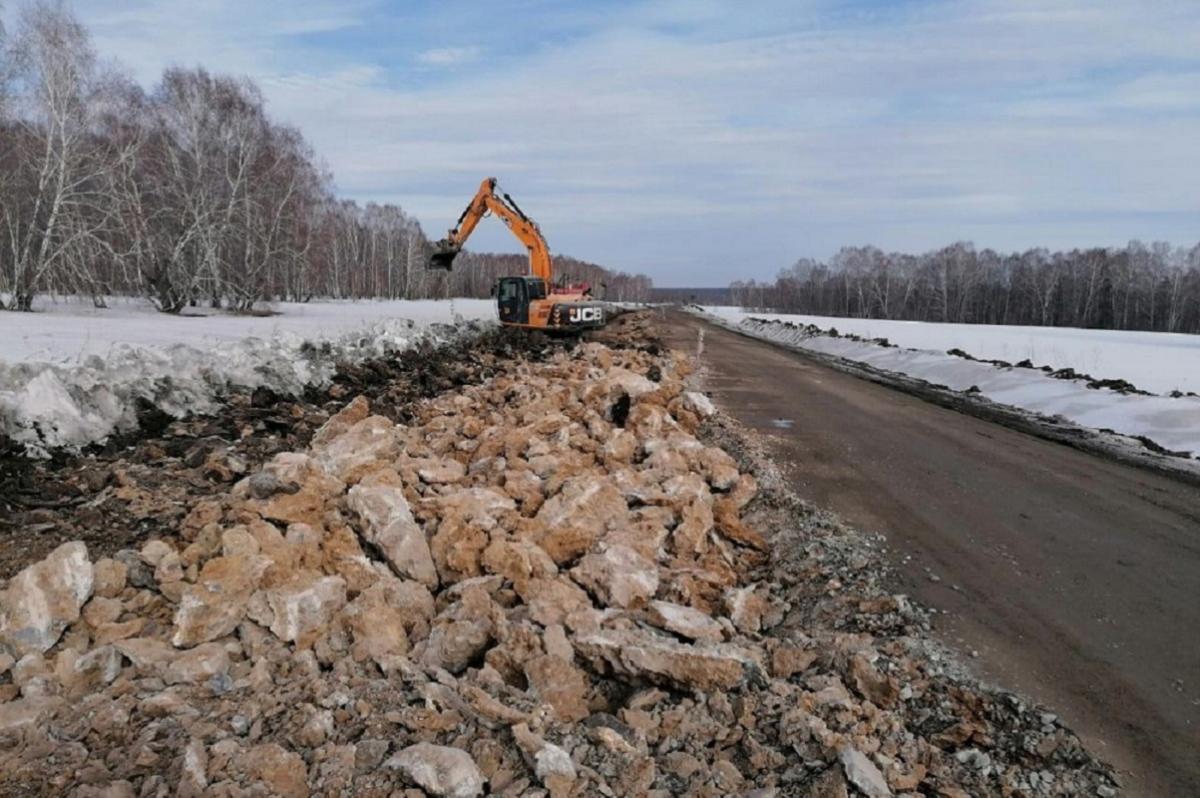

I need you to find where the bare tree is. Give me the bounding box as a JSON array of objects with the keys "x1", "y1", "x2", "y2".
[
  {"x1": 738, "y1": 241, "x2": 1200, "y2": 334},
  {"x1": 0, "y1": 5, "x2": 652, "y2": 313},
  {"x1": 1, "y1": 3, "x2": 101, "y2": 310}
]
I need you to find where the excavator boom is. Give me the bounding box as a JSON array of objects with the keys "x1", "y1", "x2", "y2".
[{"x1": 427, "y1": 178, "x2": 553, "y2": 283}]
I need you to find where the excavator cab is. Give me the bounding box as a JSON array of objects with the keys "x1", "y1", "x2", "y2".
[
  {"x1": 496, "y1": 276, "x2": 545, "y2": 325},
  {"x1": 496, "y1": 276, "x2": 604, "y2": 331}
]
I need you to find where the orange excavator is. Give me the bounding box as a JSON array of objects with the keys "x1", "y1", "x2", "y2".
[{"x1": 427, "y1": 177, "x2": 607, "y2": 331}]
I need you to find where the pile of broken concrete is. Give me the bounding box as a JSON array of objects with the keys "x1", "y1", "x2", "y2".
[{"x1": 0, "y1": 336, "x2": 1117, "y2": 796}]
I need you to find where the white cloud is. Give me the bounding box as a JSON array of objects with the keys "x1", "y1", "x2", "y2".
[
  {"x1": 56, "y1": 0, "x2": 371, "y2": 84},
  {"x1": 1109, "y1": 73, "x2": 1200, "y2": 112},
  {"x1": 415, "y1": 46, "x2": 481, "y2": 66},
  {"x1": 42, "y1": 0, "x2": 1200, "y2": 283}
]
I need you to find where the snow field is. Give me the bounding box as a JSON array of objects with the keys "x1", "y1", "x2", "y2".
[
  {"x1": 701, "y1": 307, "x2": 1200, "y2": 396},
  {"x1": 698, "y1": 307, "x2": 1200, "y2": 459},
  {"x1": 0, "y1": 298, "x2": 498, "y2": 456},
  {"x1": 3, "y1": 297, "x2": 498, "y2": 364}
]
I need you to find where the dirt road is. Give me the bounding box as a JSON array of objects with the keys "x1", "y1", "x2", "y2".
[{"x1": 660, "y1": 309, "x2": 1200, "y2": 797}]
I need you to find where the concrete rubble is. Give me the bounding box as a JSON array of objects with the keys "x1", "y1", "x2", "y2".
[{"x1": 0, "y1": 318, "x2": 1119, "y2": 796}]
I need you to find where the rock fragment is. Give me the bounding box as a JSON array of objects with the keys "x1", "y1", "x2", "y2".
[
  {"x1": 848, "y1": 654, "x2": 899, "y2": 708},
  {"x1": 532, "y1": 475, "x2": 627, "y2": 564},
  {"x1": 386, "y1": 743, "x2": 484, "y2": 798},
  {"x1": 682, "y1": 391, "x2": 716, "y2": 417},
  {"x1": 574, "y1": 628, "x2": 762, "y2": 691},
  {"x1": 513, "y1": 723, "x2": 576, "y2": 796},
  {"x1": 725, "y1": 584, "x2": 768, "y2": 634},
  {"x1": 261, "y1": 574, "x2": 347, "y2": 644},
  {"x1": 0, "y1": 541, "x2": 93, "y2": 657},
  {"x1": 570, "y1": 543, "x2": 658, "y2": 609},
  {"x1": 172, "y1": 554, "x2": 268, "y2": 647},
  {"x1": 312, "y1": 415, "x2": 400, "y2": 483},
  {"x1": 91, "y1": 558, "x2": 127, "y2": 598},
  {"x1": 179, "y1": 738, "x2": 208, "y2": 797},
  {"x1": 418, "y1": 584, "x2": 498, "y2": 674},
  {"x1": 341, "y1": 581, "x2": 414, "y2": 666},
  {"x1": 518, "y1": 576, "x2": 594, "y2": 628},
  {"x1": 347, "y1": 473, "x2": 438, "y2": 588},
  {"x1": 839, "y1": 746, "x2": 892, "y2": 798},
  {"x1": 645, "y1": 600, "x2": 724, "y2": 642},
  {"x1": 164, "y1": 642, "x2": 229, "y2": 686},
  {"x1": 419, "y1": 458, "x2": 466, "y2": 484},
  {"x1": 523, "y1": 654, "x2": 590, "y2": 722},
  {"x1": 0, "y1": 695, "x2": 63, "y2": 732},
  {"x1": 481, "y1": 538, "x2": 558, "y2": 592},
  {"x1": 239, "y1": 743, "x2": 310, "y2": 798}
]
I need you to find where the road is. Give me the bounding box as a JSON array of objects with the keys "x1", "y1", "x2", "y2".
[{"x1": 659, "y1": 310, "x2": 1200, "y2": 797}]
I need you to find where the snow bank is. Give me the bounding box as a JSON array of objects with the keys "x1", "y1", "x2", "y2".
[
  {"x1": 0, "y1": 298, "x2": 497, "y2": 456},
  {"x1": 697, "y1": 307, "x2": 1200, "y2": 459},
  {"x1": 3, "y1": 297, "x2": 497, "y2": 364},
  {"x1": 702, "y1": 308, "x2": 1200, "y2": 396}
]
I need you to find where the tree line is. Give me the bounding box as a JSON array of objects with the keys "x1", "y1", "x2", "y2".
[
  {"x1": 448, "y1": 251, "x2": 652, "y2": 302},
  {"x1": 731, "y1": 241, "x2": 1200, "y2": 333},
  {"x1": 0, "y1": 3, "x2": 651, "y2": 313}
]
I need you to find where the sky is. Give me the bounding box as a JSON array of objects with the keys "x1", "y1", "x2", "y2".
[{"x1": 21, "y1": 0, "x2": 1200, "y2": 285}]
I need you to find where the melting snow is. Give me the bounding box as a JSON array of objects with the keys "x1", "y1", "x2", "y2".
[
  {"x1": 698, "y1": 307, "x2": 1200, "y2": 459},
  {"x1": 0, "y1": 298, "x2": 497, "y2": 456}
]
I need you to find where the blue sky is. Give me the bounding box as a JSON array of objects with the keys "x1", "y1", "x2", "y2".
[{"x1": 49, "y1": 1, "x2": 1200, "y2": 284}]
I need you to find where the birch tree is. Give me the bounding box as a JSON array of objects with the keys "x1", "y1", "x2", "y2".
[
  {"x1": 740, "y1": 241, "x2": 1200, "y2": 334},
  {"x1": 1, "y1": 3, "x2": 100, "y2": 310},
  {"x1": 0, "y1": 3, "x2": 652, "y2": 311}
]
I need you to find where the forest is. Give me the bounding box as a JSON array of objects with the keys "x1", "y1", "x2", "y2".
[
  {"x1": 731, "y1": 240, "x2": 1200, "y2": 334},
  {"x1": 0, "y1": 4, "x2": 652, "y2": 313}
]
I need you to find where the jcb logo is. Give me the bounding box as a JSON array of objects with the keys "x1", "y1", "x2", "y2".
[{"x1": 568, "y1": 307, "x2": 603, "y2": 323}]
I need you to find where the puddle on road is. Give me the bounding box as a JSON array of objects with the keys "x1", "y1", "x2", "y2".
[{"x1": 770, "y1": 418, "x2": 794, "y2": 429}]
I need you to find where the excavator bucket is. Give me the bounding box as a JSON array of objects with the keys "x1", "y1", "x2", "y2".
[{"x1": 427, "y1": 239, "x2": 460, "y2": 271}]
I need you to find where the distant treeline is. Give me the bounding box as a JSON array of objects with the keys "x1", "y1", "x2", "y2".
[
  {"x1": 731, "y1": 241, "x2": 1200, "y2": 333},
  {"x1": 0, "y1": 4, "x2": 651, "y2": 312},
  {"x1": 650, "y1": 287, "x2": 732, "y2": 304},
  {"x1": 451, "y1": 252, "x2": 652, "y2": 302}
]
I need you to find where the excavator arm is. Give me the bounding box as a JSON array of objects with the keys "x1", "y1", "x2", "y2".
[{"x1": 428, "y1": 178, "x2": 553, "y2": 283}]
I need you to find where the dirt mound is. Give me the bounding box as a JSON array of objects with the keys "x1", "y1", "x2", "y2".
[
  {"x1": 0, "y1": 327, "x2": 571, "y2": 580},
  {"x1": 0, "y1": 313, "x2": 1117, "y2": 796}
]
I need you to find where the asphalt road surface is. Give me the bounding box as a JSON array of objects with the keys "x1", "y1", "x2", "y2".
[{"x1": 660, "y1": 309, "x2": 1200, "y2": 797}]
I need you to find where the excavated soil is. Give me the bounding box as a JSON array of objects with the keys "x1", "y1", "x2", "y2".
[
  {"x1": 0, "y1": 312, "x2": 1118, "y2": 797},
  {"x1": 0, "y1": 326, "x2": 574, "y2": 579}
]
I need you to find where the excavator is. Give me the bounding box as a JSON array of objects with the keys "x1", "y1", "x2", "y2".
[{"x1": 427, "y1": 177, "x2": 607, "y2": 331}]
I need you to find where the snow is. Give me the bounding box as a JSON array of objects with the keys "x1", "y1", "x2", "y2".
[
  {"x1": 0, "y1": 297, "x2": 497, "y2": 456},
  {"x1": 3, "y1": 297, "x2": 497, "y2": 364},
  {"x1": 698, "y1": 307, "x2": 1200, "y2": 459},
  {"x1": 702, "y1": 308, "x2": 1200, "y2": 396}
]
